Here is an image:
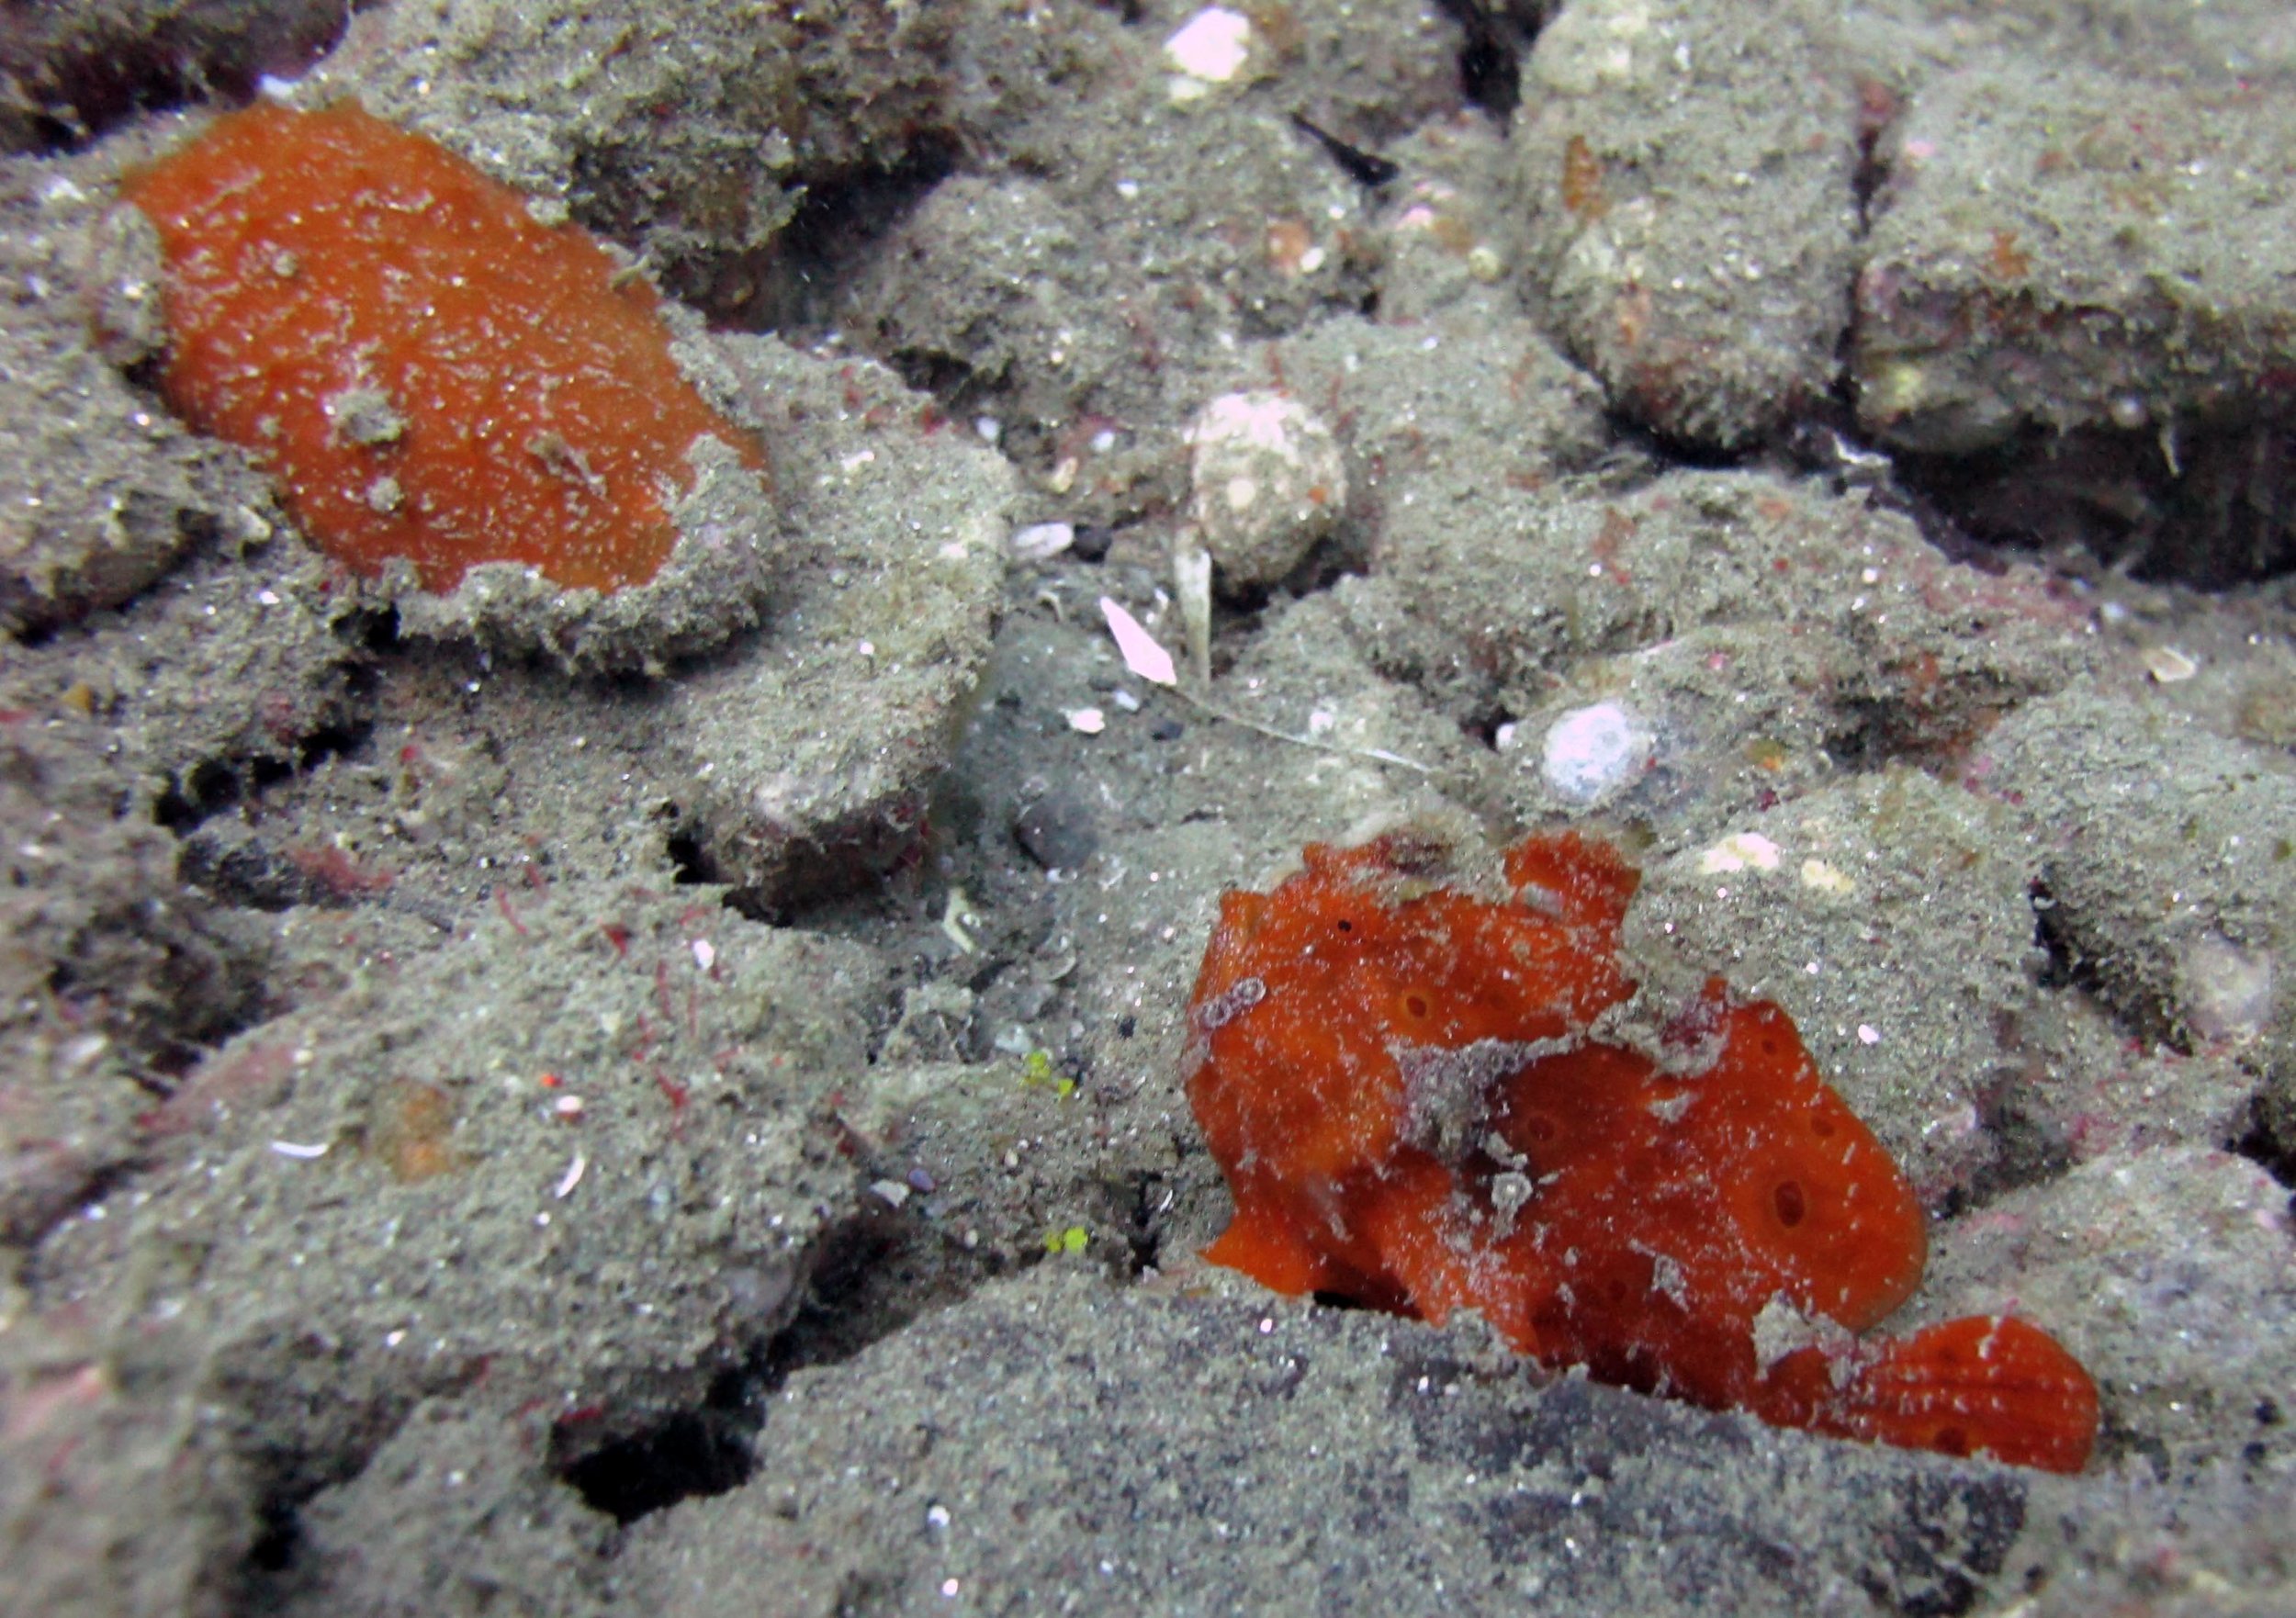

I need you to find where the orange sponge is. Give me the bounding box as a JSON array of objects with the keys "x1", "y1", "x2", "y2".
[{"x1": 119, "y1": 100, "x2": 764, "y2": 594}]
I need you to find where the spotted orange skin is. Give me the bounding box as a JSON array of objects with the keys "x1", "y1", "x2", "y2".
[
  {"x1": 1185, "y1": 830, "x2": 2098, "y2": 1473},
  {"x1": 119, "y1": 101, "x2": 765, "y2": 593}
]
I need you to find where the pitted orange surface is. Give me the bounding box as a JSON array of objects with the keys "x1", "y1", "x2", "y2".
[
  {"x1": 1185, "y1": 829, "x2": 2098, "y2": 1473},
  {"x1": 120, "y1": 101, "x2": 764, "y2": 593}
]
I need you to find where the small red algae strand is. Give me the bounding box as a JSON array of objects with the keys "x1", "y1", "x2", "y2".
[
  {"x1": 1183, "y1": 828, "x2": 2099, "y2": 1474},
  {"x1": 118, "y1": 100, "x2": 765, "y2": 594}
]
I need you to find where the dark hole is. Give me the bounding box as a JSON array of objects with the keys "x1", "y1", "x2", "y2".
[
  {"x1": 1811, "y1": 1117, "x2": 1837, "y2": 1139},
  {"x1": 154, "y1": 758, "x2": 241, "y2": 831},
  {"x1": 665, "y1": 827, "x2": 715, "y2": 885},
  {"x1": 1931, "y1": 1425, "x2": 1972, "y2": 1457},
  {"x1": 1895, "y1": 419, "x2": 2296, "y2": 589},
  {"x1": 883, "y1": 348, "x2": 976, "y2": 401},
  {"x1": 1334, "y1": 918, "x2": 1354, "y2": 932},
  {"x1": 677, "y1": 134, "x2": 962, "y2": 333},
  {"x1": 561, "y1": 1387, "x2": 758, "y2": 1523},
  {"x1": 356, "y1": 604, "x2": 401, "y2": 654},
  {"x1": 244, "y1": 1498, "x2": 303, "y2": 1572},
  {"x1": 1773, "y1": 1180, "x2": 1806, "y2": 1228},
  {"x1": 10, "y1": 10, "x2": 354, "y2": 152},
  {"x1": 2234, "y1": 1111, "x2": 2296, "y2": 1189},
  {"x1": 1404, "y1": 993, "x2": 1431, "y2": 1019},
  {"x1": 1434, "y1": 0, "x2": 1525, "y2": 124}
]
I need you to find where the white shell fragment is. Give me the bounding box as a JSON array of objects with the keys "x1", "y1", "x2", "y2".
[
  {"x1": 940, "y1": 887, "x2": 979, "y2": 954},
  {"x1": 1067, "y1": 707, "x2": 1107, "y2": 735},
  {"x1": 1182, "y1": 391, "x2": 1346, "y2": 590},
  {"x1": 1099, "y1": 596, "x2": 1177, "y2": 686},
  {"x1": 2141, "y1": 645, "x2": 2199, "y2": 683},
  {"x1": 1172, "y1": 541, "x2": 1214, "y2": 686},
  {"x1": 553, "y1": 1152, "x2": 586, "y2": 1199}
]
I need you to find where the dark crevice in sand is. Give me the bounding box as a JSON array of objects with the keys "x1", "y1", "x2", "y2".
[
  {"x1": 1895, "y1": 421, "x2": 2296, "y2": 590},
  {"x1": 559, "y1": 1370, "x2": 761, "y2": 1524},
  {"x1": 563, "y1": 1204, "x2": 1014, "y2": 1524}
]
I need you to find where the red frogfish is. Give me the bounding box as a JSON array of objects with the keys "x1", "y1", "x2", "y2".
[{"x1": 1183, "y1": 826, "x2": 2099, "y2": 1473}]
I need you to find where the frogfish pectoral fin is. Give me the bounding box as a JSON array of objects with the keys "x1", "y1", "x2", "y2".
[
  {"x1": 1783, "y1": 1315, "x2": 2099, "y2": 1474},
  {"x1": 1203, "y1": 1203, "x2": 1345, "y2": 1297}
]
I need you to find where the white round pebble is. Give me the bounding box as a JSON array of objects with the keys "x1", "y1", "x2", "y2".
[
  {"x1": 1182, "y1": 391, "x2": 1345, "y2": 590},
  {"x1": 1009, "y1": 521, "x2": 1075, "y2": 561},
  {"x1": 1165, "y1": 8, "x2": 1253, "y2": 84},
  {"x1": 1538, "y1": 701, "x2": 1652, "y2": 806},
  {"x1": 2183, "y1": 932, "x2": 2276, "y2": 1041}
]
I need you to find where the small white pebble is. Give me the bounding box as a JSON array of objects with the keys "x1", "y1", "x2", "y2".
[
  {"x1": 1010, "y1": 521, "x2": 1075, "y2": 561},
  {"x1": 1068, "y1": 707, "x2": 1107, "y2": 735},
  {"x1": 1539, "y1": 702, "x2": 1652, "y2": 807},
  {"x1": 2184, "y1": 932, "x2": 2275, "y2": 1040},
  {"x1": 1165, "y1": 7, "x2": 1252, "y2": 83},
  {"x1": 1698, "y1": 832, "x2": 1782, "y2": 875}
]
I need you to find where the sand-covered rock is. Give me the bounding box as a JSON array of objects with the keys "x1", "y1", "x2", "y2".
[{"x1": 5, "y1": 2, "x2": 2295, "y2": 1613}]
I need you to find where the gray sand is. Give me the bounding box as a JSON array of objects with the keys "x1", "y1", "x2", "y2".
[{"x1": 4, "y1": 3, "x2": 2294, "y2": 1614}]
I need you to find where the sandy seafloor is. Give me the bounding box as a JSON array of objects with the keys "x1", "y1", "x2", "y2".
[{"x1": 4, "y1": 1, "x2": 2296, "y2": 1613}]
